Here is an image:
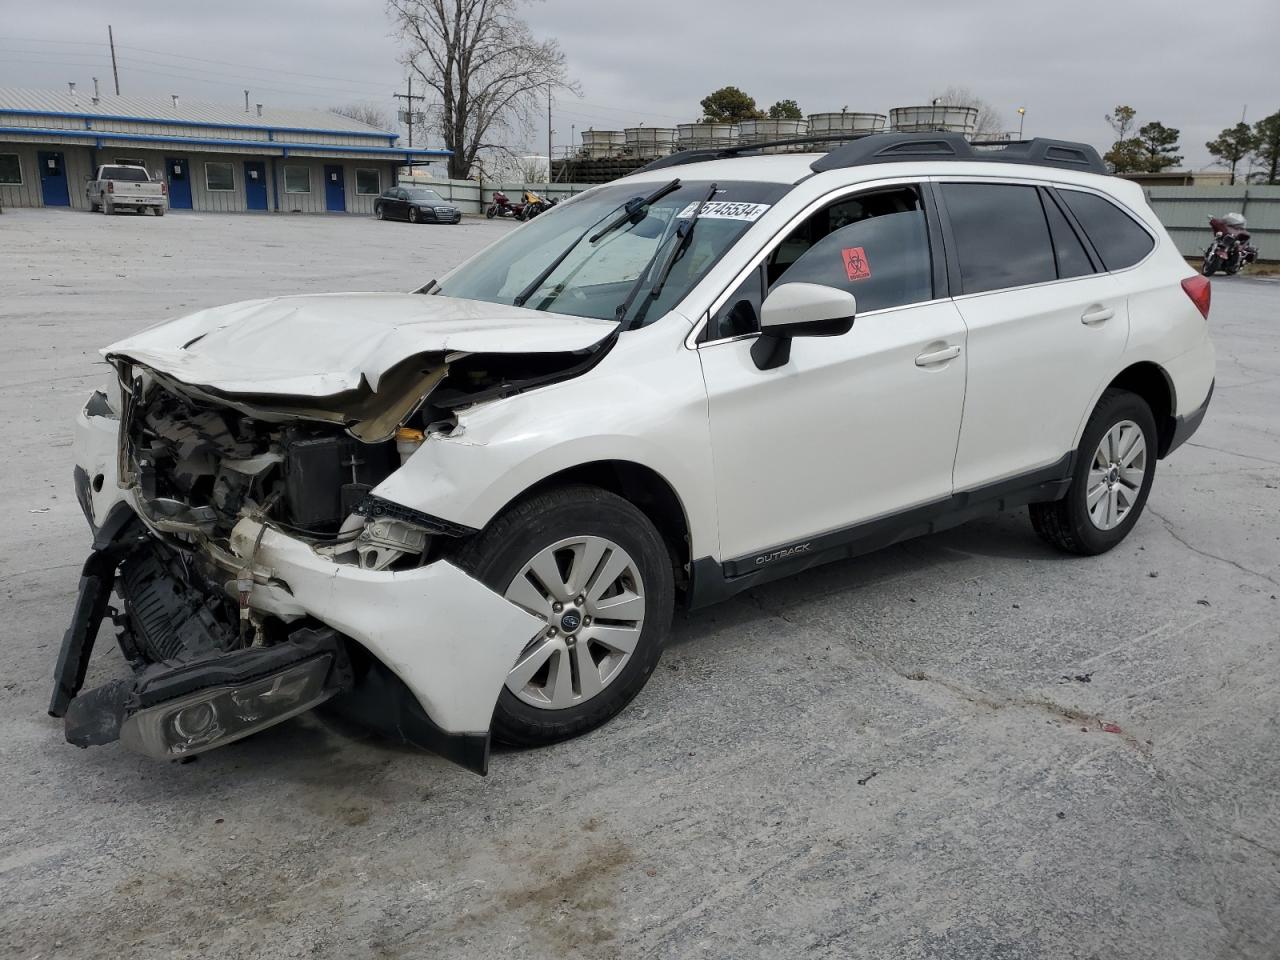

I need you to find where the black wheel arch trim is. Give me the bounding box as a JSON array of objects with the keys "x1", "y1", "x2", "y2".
[{"x1": 1161, "y1": 379, "x2": 1213, "y2": 458}]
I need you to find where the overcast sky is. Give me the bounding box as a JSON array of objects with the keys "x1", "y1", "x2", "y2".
[{"x1": 3, "y1": 0, "x2": 1279, "y2": 170}]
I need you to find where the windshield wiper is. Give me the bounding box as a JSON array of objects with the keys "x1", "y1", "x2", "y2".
[
  {"x1": 615, "y1": 182, "x2": 719, "y2": 330},
  {"x1": 511, "y1": 178, "x2": 681, "y2": 309}
]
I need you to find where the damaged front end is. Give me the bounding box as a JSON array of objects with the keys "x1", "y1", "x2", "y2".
[{"x1": 53, "y1": 297, "x2": 614, "y2": 772}]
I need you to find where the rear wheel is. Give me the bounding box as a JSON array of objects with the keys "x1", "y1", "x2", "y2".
[
  {"x1": 1030, "y1": 389, "x2": 1157, "y2": 556},
  {"x1": 453, "y1": 485, "x2": 674, "y2": 747},
  {"x1": 154, "y1": 206, "x2": 165, "y2": 217},
  {"x1": 375, "y1": 204, "x2": 385, "y2": 220},
  {"x1": 103, "y1": 199, "x2": 115, "y2": 215}
]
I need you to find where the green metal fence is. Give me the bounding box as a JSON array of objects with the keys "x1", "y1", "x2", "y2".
[{"x1": 1144, "y1": 186, "x2": 1280, "y2": 261}]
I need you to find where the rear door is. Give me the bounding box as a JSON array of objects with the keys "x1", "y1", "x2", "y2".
[{"x1": 937, "y1": 179, "x2": 1129, "y2": 490}]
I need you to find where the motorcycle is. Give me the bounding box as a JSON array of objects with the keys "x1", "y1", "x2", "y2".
[
  {"x1": 521, "y1": 190, "x2": 557, "y2": 220},
  {"x1": 1202, "y1": 212, "x2": 1259, "y2": 276},
  {"x1": 485, "y1": 191, "x2": 527, "y2": 220}
]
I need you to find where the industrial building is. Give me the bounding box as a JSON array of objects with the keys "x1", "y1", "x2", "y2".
[{"x1": 0, "y1": 88, "x2": 449, "y2": 214}]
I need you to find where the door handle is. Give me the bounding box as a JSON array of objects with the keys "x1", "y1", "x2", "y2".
[
  {"x1": 1081, "y1": 305, "x2": 1115, "y2": 325},
  {"x1": 915, "y1": 345, "x2": 961, "y2": 367}
]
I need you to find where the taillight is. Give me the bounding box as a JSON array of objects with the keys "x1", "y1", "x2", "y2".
[
  {"x1": 161, "y1": 182, "x2": 168, "y2": 195},
  {"x1": 1181, "y1": 276, "x2": 1210, "y2": 320},
  {"x1": 106, "y1": 181, "x2": 114, "y2": 193}
]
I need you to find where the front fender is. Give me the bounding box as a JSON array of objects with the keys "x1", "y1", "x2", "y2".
[{"x1": 371, "y1": 331, "x2": 719, "y2": 559}]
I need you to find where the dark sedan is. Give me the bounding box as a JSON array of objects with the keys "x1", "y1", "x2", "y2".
[{"x1": 374, "y1": 186, "x2": 462, "y2": 224}]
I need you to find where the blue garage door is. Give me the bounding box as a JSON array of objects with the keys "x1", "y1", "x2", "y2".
[
  {"x1": 244, "y1": 161, "x2": 268, "y2": 210},
  {"x1": 38, "y1": 151, "x2": 70, "y2": 206},
  {"x1": 324, "y1": 165, "x2": 346, "y2": 212},
  {"x1": 166, "y1": 157, "x2": 193, "y2": 209}
]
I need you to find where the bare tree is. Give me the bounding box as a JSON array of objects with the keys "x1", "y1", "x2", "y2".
[
  {"x1": 930, "y1": 86, "x2": 1004, "y2": 138},
  {"x1": 388, "y1": 0, "x2": 577, "y2": 180},
  {"x1": 330, "y1": 102, "x2": 392, "y2": 130}
]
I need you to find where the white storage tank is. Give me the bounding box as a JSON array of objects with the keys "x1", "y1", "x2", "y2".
[
  {"x1": 580, "y1": 129, "x2": 625, "y2": 159},
  {"x1": 890, "y1": 105, "x2": 979, "y2": 138},
  {"x1": 737, "y1": 118, "x2": 808, "y2": 152},
  {"x1": 625, "y1": 126, "x2": 677, "y2": 159},
  {"x1": 807, "y1": 111, "x2": 886, "y2": 148},
  {"x1": 677, "y1": 122, "x2": 739, "y2": 151}
]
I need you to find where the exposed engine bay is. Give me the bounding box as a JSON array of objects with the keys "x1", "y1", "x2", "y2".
[{"x1": 51, "y1": 327, "x2": 612, "y2": 771}]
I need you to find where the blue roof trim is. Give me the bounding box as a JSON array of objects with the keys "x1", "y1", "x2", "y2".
[
  {"x1": 0, "y1": 107, "x2": 398, "y2": 142},
  {"x1": 0, "y1": 125, "x2": 451, "y2": 157}
]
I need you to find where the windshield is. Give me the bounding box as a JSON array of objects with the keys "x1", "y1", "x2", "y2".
[
  {"x1": 406, "y1": 189, "x2": 444, "y2": 203},
  {"x1": 436, "y1": 180, "x2": 789, "y2": 326}
]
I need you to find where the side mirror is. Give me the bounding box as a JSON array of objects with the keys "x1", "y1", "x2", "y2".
[{"x1": 752, "y1": 283, "x2": 856, "y2": 370}]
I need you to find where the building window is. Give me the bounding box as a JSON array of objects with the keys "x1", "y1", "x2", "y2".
[
  {"x1": 205, "y1": 162, "x2": 234, "y2": 192},
  {"x1": 0, "y1": 153, "x2": 21, "y2": 185},
  {"x1": 355, "y1": 168, "x2": 380, "y2": 196},
  {"x1": 284, "y1": 165, "x2": 311, "y2": 194}
]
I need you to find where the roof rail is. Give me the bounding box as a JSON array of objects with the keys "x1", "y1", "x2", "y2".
[
  {"x1": 631, "y1": 131, "x2": 1108, "y2": 177},
  {"x1": 632, "y1": 133, "x2": 873, "y2": 174},
  {"x1": 810, "y1": 132, "x2": 1107, "y2": 175}
]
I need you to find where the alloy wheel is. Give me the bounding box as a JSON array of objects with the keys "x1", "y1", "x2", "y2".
[
  {"x1": 502, "y1": 536, "x2": 646, "y2": 710},
  {"x1": 1087, "y1": 419, "x2": 1147, "y2": 530}
]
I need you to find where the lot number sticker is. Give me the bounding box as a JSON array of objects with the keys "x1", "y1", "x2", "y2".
[
  {"x1": 676, "y1": 201, "x2": 771, "y2": 221},
  {"x1": 842, "y1": 246, "x2": 871, "y2": 281}
]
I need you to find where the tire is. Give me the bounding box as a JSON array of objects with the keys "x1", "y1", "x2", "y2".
[
  {"x1": 409, "y1": 207, "x2": 420, "y2": 224},
  {"x1": 154, "y1": 206, "x2": 165, "y2": 217},
  {"x1": 103, "y1": 200, "x2": 115, "y2": 215},
  {"x1": 1201, "y1": 256, "x2": 1219, "y2": 276},
  {"x1": 452, "y1": 484, "x2": 674, "y2": 747},
  {"x1": 90, "y1": 202, "x2": 100, "y2": 212},
  {"x1": 375, "y1": 204, "x2": 385, "y2": 220},
  {"x1": 485, "y1": 205, "x2": 497, "y2": 219},
  {"x1": 1029, "y1": 389, "x2": 1158, "y2": 556}
]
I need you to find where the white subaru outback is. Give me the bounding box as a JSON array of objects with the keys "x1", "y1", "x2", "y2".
[{"x1": 54, "y1": 133, "x2": 1215, "y2": 774}]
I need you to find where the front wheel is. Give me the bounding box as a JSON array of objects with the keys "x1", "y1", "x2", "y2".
[
  {"x1": 485, "y1": 205, "x2": 497, "y2": 219},
  {"x1": 452, "y1": 485, "x2": 674, "y2": 747},
  {"x1": 1030, "y1": 389, "x2": 1157, "y2": 556},
  {"x1": 1201, "y1": 256, "x2": 1219, "y2": 276},
  {"x1": 408, "y1": 207, "x2": 420, "y2": 224}
]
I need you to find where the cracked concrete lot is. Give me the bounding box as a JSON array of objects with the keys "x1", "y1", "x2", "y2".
[{"x1": 1, "y1": 209, "x2": 1278, "y2": 960}]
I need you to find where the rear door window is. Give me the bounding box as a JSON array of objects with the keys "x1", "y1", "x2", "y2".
[
  {"x1": 941, "y1": 183, "x2": 1056, "y2": 294},
  {"x1": 768, "y1": 185, "x2": 934, "y2": 313},
  {"x1": 1058, "y1": 189, "x2": 1155, "y2": 271},
  {"x1": 1042, "y1": 190, "x2": 1096, "y2": 279}
]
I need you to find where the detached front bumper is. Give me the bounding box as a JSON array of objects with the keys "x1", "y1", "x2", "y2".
[{"x1": 57, "y1": 396, "x2": 545, "y2": 772}]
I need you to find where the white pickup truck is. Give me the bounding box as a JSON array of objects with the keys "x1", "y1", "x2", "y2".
[{"x1": 86, "y1": 164, "x2": 167, "y2": 216}]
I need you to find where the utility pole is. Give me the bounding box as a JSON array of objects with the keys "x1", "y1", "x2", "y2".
[
  {"x1": 393, "y1": 77, "x2": 420, "y2": 148},
  {"x1": 547, "y1": 85, "x2": 553, "y2": 183},
  {"x1": 108, "y1": 25, "x2": 120, "y2": 95}
]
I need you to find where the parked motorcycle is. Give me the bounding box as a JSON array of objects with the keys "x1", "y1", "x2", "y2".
[
  {"x1": 521, "y1": 190, "x2": 557, "y2": 220},
  {"x1": 1202, "y1": 212, "x2": 1259, "y2": 276},
  {"x1": 485, "y1": 191, "x2": 526, "y2": 220}
]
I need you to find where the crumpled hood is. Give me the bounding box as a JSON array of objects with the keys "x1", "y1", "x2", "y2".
[{"x1": 104, "y1": 292, "x2": 618, "y2": 397}]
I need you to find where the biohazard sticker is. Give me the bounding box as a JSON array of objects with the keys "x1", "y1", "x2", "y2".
[
  {"x1": 676, "y1": 201, "x2": 771, "y2": 221},
  {"x1": 842, "y1": 246, "x2": 871, "y2": 281}
]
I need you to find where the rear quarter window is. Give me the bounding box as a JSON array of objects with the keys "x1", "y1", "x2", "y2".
[{"x1": 1058, "y1": 189, "x2": 1155, "y2": 271}]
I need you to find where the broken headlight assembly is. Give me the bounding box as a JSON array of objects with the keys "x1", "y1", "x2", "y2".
[{"x1": 119, "y1": 655, "x2": 335, "y2": 758}]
